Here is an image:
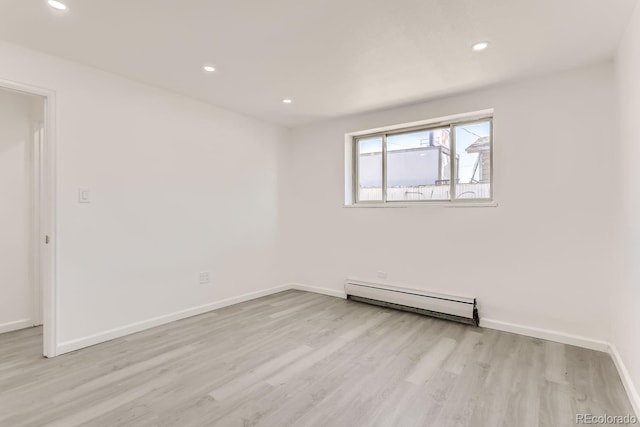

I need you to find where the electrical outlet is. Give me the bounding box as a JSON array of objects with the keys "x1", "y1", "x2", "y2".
[
  {"x1": 199, "y1": 271, "x2": 211, "y2": 284},
  {"x1": 377, "y1": 271, "x2": 388, "y2": 279}
]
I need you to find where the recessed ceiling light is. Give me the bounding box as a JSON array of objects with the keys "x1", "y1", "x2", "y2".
[
  {"x1": 47, "y1": 0, "x2": 68, "y2": 11},
  {"x1": 282, "y1": 99, "x2": 293, "y2": 104},
  {"x1": 472, "y1": 42, "x2": 489, "y2": 51},
  {"x1": 203, "y1": 65, "x2": 216, "y2": 73}
]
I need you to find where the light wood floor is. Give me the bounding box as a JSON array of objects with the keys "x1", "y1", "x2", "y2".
[{"x1": 0, "y1": 290, "x2": 634, "y2": 426}]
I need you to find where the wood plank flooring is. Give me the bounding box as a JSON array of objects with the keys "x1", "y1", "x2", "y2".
[{"x1": 0, "y1": 290, "x2": 634, "y2": 426}]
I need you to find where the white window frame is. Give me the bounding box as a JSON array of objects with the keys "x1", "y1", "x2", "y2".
[{"x1": 344, "y1": 109, "x2": 496, "y2": 208}]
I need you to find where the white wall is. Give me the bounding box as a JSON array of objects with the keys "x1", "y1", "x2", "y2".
[
  {"x1": 0, "y1": 42, "x2": 289, "y2": 351},
  {"x1": 0, "y1": 37, "x2": 626, "y2": 368},
  {"x1": 0, "y1": 89, "x2": 42, "y2": 333},
  {"x1": 613, "y1": 1, "x2": 640, "y2": 412},
  {"x1": 284, "y1": 62, "x2": 616, "y2": 342}
]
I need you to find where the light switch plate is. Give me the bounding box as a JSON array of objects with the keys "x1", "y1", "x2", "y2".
[{"x1": 78, "y1": 188, "x2": 90, "y2": 203}]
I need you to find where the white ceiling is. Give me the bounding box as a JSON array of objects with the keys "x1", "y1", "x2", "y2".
[{"x1": 0, "y1": 0, "x2": 636, "y2": 126}]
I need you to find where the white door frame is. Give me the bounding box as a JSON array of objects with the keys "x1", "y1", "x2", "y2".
[
  {"x1": 0, "y1": 77, "x2": 57, "y2": 357},
  {"x1": 32, "y1": 126, "x2": 44, "y2": 327}
]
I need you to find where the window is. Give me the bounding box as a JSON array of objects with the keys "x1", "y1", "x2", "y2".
[
  {"x1": 357, "y1": 136, "x2": 383, "y2": 202},
  {"x1": 352, "y1": 115, "x2": 492, "y2": 204}
]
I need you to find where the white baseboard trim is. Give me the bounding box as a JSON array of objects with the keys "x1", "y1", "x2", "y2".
[
  {"x1": 609, "y1": 344, "x2": 640, "y2": 417},
  {"x1": 286, "y1": 283, "x2": 611, "y2": 353},
  {"x1": 50, "y1": 281, "x2": 640, "y2": 416},
  {"x1": 480, "y1": 318, "x2": 609, "y2": 352},
  {"x1": 56, "y1": 285, "x2": 290, "y2": 355},
  {"x1": 0, "y1": 318, "x2": 34, "y2": 334},
  {"x1": 56, "y1": 283, "x2": 348, "y2": 354},
  {"x1": 288, "y1": 283, "x2": 347, "y2": 299},
  {"x1": 286, "y1": 284, "x2": 609, "y2": 353}
]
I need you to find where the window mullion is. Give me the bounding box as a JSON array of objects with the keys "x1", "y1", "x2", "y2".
[
  {"x1": 353, "y1": 138, "x2": 359, "y2": 203},
  {"x1": 449, "y1": 124, "x2": 456, "y2": 201},
  {"x1": 382, "y1": 133, "x2": 388, "y2": 203}
]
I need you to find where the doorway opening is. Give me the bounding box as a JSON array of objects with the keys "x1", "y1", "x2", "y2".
[{"x1": 0, "y1": 80, "x2": 56, "y2": 357}]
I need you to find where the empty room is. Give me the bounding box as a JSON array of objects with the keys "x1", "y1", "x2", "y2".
[{"x1": 1, "y1": 0, "x2": 639, "y2": 426}]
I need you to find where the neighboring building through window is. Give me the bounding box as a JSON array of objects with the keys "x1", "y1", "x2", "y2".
[{"x1": 353, "y1": 116, "x2": 492, "y2": 204}]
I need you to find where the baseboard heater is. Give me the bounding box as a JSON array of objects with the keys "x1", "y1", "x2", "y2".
[{"x1": 344, "y1": 280, "x2": 479, "y2": 326}]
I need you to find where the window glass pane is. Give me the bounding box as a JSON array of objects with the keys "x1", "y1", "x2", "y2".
[
  {"x1": 386, "y1": 128, "x2": 451, "y2": 201},
  {"x1": 357, "y1": 136, "x2": 383, "y2": 201},
  {"x1": 454, "y1": 121, "x2": 492, "y2": 199}
]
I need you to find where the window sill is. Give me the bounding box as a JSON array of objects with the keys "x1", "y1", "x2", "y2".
[{"x1": 343, "y1": 201, "x2": 499, "y2": 209}]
